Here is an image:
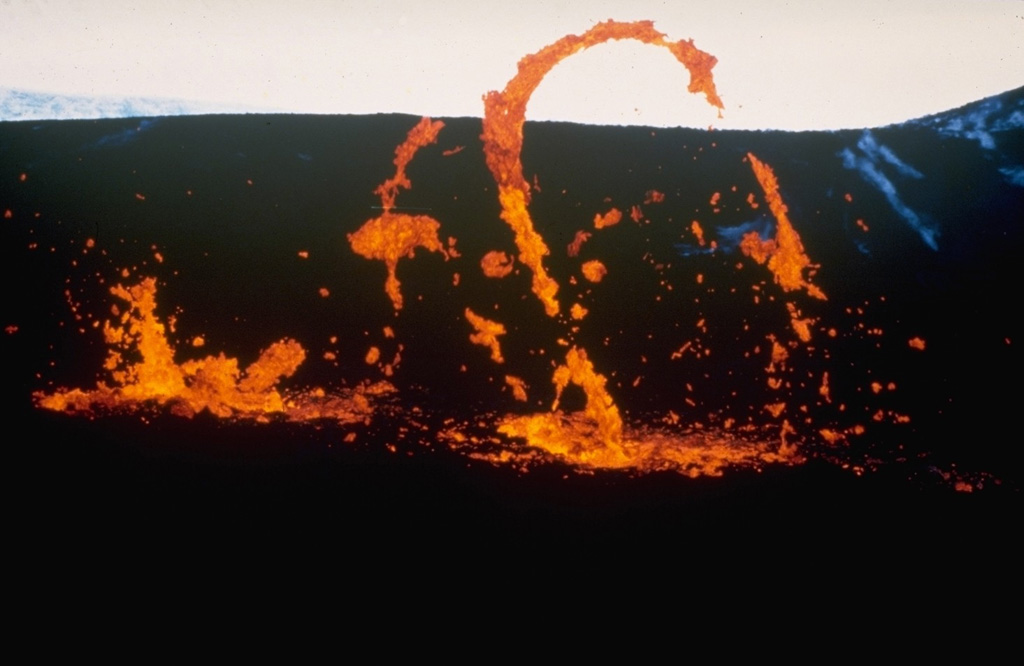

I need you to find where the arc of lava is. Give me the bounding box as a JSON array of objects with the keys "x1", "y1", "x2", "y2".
[{"x1": 480, "y1": 19, "x2": 724, "y2": 317}]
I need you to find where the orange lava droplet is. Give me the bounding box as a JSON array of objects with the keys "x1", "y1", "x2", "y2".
[
  {"x1": 349, "y1": 117, "x2": 449, "y2": 311},
  {"x1": 465, "y1": 308, "x2": 506, "y2": 364},
  {"x1": 480, "y1": 250, "x2": 515, "y2": 278},
  {"x1": 135, "y1": 193, "x2": 146, "y2": 201},
  {"x1": 5, "y1": 325, "x2": 18, "y2": 335},
  {"x1": 442, "y1": 145, "x2": 465, "y2": 157},
  {"x1": 192, "y1": 336, "x2": 205, "y2": 348},
  {"x1": 644, "y1": 190, "x2": 665, "y2": 204},
  {"x1": 318, "y1": 287, "x2": 330, "y2": 298},
  {"x1": 690, "y1": 220, "x2": 706, "y2": 246},
  {"x1": 505, "y1": 375, "x2": 529, "y2": 402},
  {"x1": 581, "y1": 260, "x2": 607, "y2": 283},
  {"x1": 446, "y1": 236, "x2": 461, "y2": 258},
  {"x1": 742, "y1": 153, "x2": 826, "y2": 302},
  {"x1": 19, "y1": 173, "x2": 27, "y2": 182},
  {"x1": 630, "y1": 205, "x2": 644, "y2": 223},
  {"x1": 365, "y1": 346, "x2": 381, "y2": 364},
  {"x1": 786, "y1": 302, "x2": 815, "y2": 343},
  {"x1": 3, "y1": 209, "x2": 12, "y2": 219},
  {"x1": 567, "y1": 231, "x2": 591, "y2": 257},
  {"x1": 481, "y1": 19, "x2": 723, "y2": 317},
  {"x1": 297, "y1": 250, "x2": 309, "y2": 259},
  {"x1": 85, "y1": 238, "x2": 96, "y2": 249},
  {"x1": 819, "y1": 429, "x2": 842, "y2": 445},
  {"x1": 709, "y1": 192, "x2": 721, "y2": 206},
  {"x1": 767, "y1": 337, "x2": 789, "y2": 372},
  {"x1": 349, "y1": 215, "x2": 447, "y2": 311},
  {"x1": 593, "y1": 207, "x2": 622, "y2": 229},
  {"x1": 570, "y1": 303, "x2": 589, "y2": 320},
  {"x1": 819, "y1": 371, "x2": 832, "y2": 403},
  {"x1": 908, "y1": 337, "x2": 926, "y2": 350}
]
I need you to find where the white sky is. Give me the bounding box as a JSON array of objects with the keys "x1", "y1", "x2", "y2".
[{"x1": 2, "y1": 0, "x2": 1022, "y2": 130}]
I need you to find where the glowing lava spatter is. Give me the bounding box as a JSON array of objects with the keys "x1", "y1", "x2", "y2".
[
  {"x1": 742, "y1": 153, "x2": 826, "y2": 302},
  {"x1": 465, "y1": 308, "x2": 507, "y2": 364},
  {"x1": 31, "y1": 20, "x2": 934, "y2": 483},
  {"x1": 36, "y1": 278, "x2": 391, "y2": 423},
  {"x1": 593, "y1": 207, "x2": 622, "y2": 229},
  {"x1": 480, "y1": 250, "x2": 514, "y2": 278},
  {"x1": 468, "y1": 21, "x2": 806, "y2": 474},
  {"x1": 349, "y1": 117, "x2": 451, "y2": 311},
  {"x1": 481, "y1": 19, "x2": 724, "y2": 318},
  {"x1": 739, "y1": 153, "x2": 825, "y2": 341}
]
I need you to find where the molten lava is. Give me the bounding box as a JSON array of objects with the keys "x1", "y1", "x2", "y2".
[
  {"x1": 480, "y1": 19, "x2": 724, "y2": 318},
  {"x1": 594, "y1": 207, "x2": 622, "y2": 229},
  {"x1": 741, "y1": 153, "x2": 826, "y2": 302},
  {"x1": 349, "y1": 117, "x2": 451, "y2": 311},
  {"x1": 480, "y1": 250, "x2": 515, "y2": 278},
  {"x1": 465, "y1": 308, "x2": 507, "y2": 364},
  {"x1": 36, "y1": 278, "x2": 390, "y2": 423},
  {"x1": 32, "y1": 19, "x2": 929, "y2": 483}
]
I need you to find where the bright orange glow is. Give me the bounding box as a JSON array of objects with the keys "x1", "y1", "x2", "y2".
[
  {"x1": 691, "y1": 220, "x2": 706, "y2": 246},
  {"x1": 375, "y1": 117, "x2": 444, "y2": 213},
  {"x1": 505, "y1": 375, "x2": 528, "y2": 402},
  {"x1": 593, "y1": 207, "x2": 622, "y2": 229},
  {"x1": 567, "y1": 231, "x2": 591, "y2": 257},
  {"x1": 348, "y1": 214, "x2": 447, "y2": 310},
  {"x1": 492, "y1": 343, "x2": 797, "y2": 475},
  {"x1": 349, "y1": 117, "x2": 451, "y2": 310},
  {"x1": 481, "y1": 19, "x2": 723, "y2": 317},
  {"x1": 32, "y1": 21, "x2": 916, "y2": 483},
  {"x1": 480, "y1": 250, "x2": 514, "y2": 278},
  {"x1": 743, "y1": 153, "x2": 826, "y2": 301},
  {"x1": 786, "y1": 302, "x2": 815, "y2": 343},
  {"x1": 738, "y1": 153, "x2": 826, "y2": 342},
  {"x1": 36, "y1": 278, "x2": 392, "y2": 424},
  {"x1": 465, "y1": 308, "x2": 506, "y2": 364},
  {"x1": 581, "y1": 260, "x2": 607, "y2": 283}
]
